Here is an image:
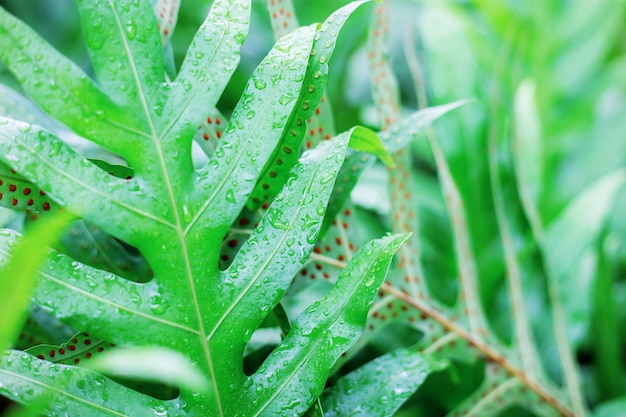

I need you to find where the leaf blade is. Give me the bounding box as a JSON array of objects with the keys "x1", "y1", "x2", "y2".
[
  {"x1": 248, "y1": 233, "x2": 410, "y2": 416},
  {"x1": 322, "y1": 348, "x2": 447, "y2": 417}
]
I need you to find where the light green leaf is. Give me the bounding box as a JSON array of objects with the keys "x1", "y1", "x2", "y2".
[
  {"x1": 348, "y1": 127, "x2": 394, "y2": 168},
  {"x1": 593, "y1": 397, "x2": 626, "y2": 417},
  {"x1": 88, "y1": 346, "x2": 208, "y2": 392},
  {"x1": 0, "y1": 212, "x2": 73, "y2": 351},
  {"x1": 544, "y1": 168, "x2": 626, "y2": 345}
]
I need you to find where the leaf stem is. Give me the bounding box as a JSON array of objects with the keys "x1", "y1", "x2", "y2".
[{"x1": 380, "y1": 283, "x2": 576, "y2": 417}]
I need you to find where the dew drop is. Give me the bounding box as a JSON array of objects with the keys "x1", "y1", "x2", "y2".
[
  {"x1": 48, "y1": 141, "x2": 62, "y2": 157},
  {"x1": 150, "y1": 294, "x2": 169, "y2": 315},
  {"x1": 126, "y1": 22, "x2": 137, "y2": 40},
  {"x1": 252, "y1": 75, "x2": 267, "y2": 90},
  {"x1": 182, "y1": 204, "x2": 192, "y2": 222},
  {"x1": 225, "y1": 189, "x2": 236, "y2": 203}
]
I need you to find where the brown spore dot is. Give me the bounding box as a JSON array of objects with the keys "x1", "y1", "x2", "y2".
[
  {"x1": 301, "y1": 269, "x2": 308, "y2": 276},
  {"x1": 215, "y1": 118, "x2": 222, "y2": 125},
  {"x1": 97, "y1": 347, "x2": 104, "y2": 353},
  {"x1": 239, "y1": 218, "x2": 250, "y2": 226},
  {"x1": 313, "y1": 247, "x2": 322, "y2": 254},
  {"x1": 49, "y1": 350, "x2": 55, "y2": 358},
  {"x1": 39, "y1": 190, "x2": 46, "y2": 196},
  {"x1": 58, "y1": 348, "x2": 65, "y2": 355},
  {"x1": 315, "y1": 264, "x2": 322, "y2": 270},
  {"x1": 37, "y1": 354, "x2": 45, "y2": 360},
  {"x1": 74, "y1": 358, "x2": 80, "y2": 364},
  {"x1": 27, "y1": 199, "x2": 33, "y2": 206},
  {"x1": 68, "y1": 345, "x2": 76, "y2": 351},
  {"x1": 43, "y1": 202, "x2": 50, "y2": 211},
  {"x1": 203, "y1": 133, "x2": 209, "y2": 140},
  {"x1": 276, "y1": 158, "x2": 284, "y2": 166},
  {"x1": 9, "y1": 184, "x2": 16, "y2": 192},
  {"x1": 338, "y1": 254, "x2": 345, "y2": 261},
  {"x1": 11, "y1": 198, "x2": 17, "y2": 206},
  {"x1": 23, "y1": 188, "x2": 31, "y2": 195},
  {"x1": 84, "y1": 339, "x2": 91, "y2": 346},
  {"x1": 283, "y1": 146, "x2": 292, "y2": 154},
  {"x1": 85, "y1": 353, "x2": 92, "y2": 359},
  {"x1": 228, "y1": 239, "x2": 238, "y2": 248}
]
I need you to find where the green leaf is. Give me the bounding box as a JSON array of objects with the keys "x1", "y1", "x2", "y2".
[
  {"x1": 76, "y1": 0, "x2": 164, "y2": 108},
  {"x1": 248, "y1": 0, "x2": 372, "y2": 209},
  {"x1": 161, "y1": 0, "x2": 250, "y2": 151},
  {"x1": 246, "y1": 233, "x2": 410, "y2": 416},
  {"x1": 152, "y1": 0, "x2": 181, "y2": 46},
  {"x1": 544, "y1": 169, "x2": 626, "y2": 345},
  {"x1": 0, "y1": 161, "x2": 59, "y2": 214},
  {"x1": 348, "y1": 127, "x2": 394, "y2": 168},
  {"x1": 0, "y1": 212, "x2": 73, "y2": 351},
  {"x1": 322, "y1": 348, "x2": 447, "y2": 417},
  {"x1": 88, "y1": 346, "x2": 208, "y2": 393},
  {"x1": 0, "y1": 350, "x2": 191, "y2": 416},
  {"x1": 0, "y1": 118, "x2": 160, "y2": 249},
  {"x1": 0, "y1": 83, "x2": 58, "y2": 131},
  {"x1": 0, "y1": 7, "x2": 140, "y2": 158},
  {"x1": 593, "y1": 397, "x2": 626, "y2": 417}
]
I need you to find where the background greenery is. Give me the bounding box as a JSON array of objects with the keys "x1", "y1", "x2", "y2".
[{"x1": 0, "y1": 0, "x2": 625, "y2": 416}]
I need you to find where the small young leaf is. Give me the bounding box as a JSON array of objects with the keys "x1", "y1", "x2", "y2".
[{"x1": 348, "y1": 127, "x2": 394, "y2": 168}]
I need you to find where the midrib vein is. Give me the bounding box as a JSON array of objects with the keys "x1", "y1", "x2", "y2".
[
  {"x1": 184, "y1": 83, "x2": 277, "y2": 237},
  {"x1": 253, "y1": 240, "x2": 391, "y2": 416},
  {"x1": 109, "y1": 3, "x2": 223, "y2": 415},
  {"x1": 207, "y1": 157, "x2": 323, "y2": 341}
]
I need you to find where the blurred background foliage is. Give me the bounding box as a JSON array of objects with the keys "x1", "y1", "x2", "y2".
[{"x1": 1, "y1": 0, "x2": 625, "y2": 415}]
